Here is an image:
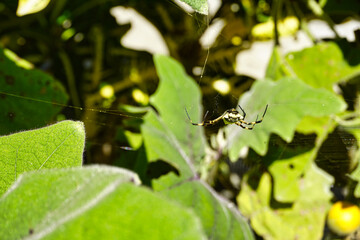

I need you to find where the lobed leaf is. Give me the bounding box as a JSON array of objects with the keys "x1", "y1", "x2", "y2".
[
  {"x1": 268, "y1": 151, "x2": 313, "y2": 202},
  {"x1": 0, "y1": 120, "x2": 84, "y2": 195},
  {"x1": 142, "y1": 55, "x2": 207, "y2": 187},
  {"x1": 237, "y1": 163, "x2": 333, "y2": 240},
  {"x1": 226, "y1": 77, "x2": 346, "y2": 159},
  {"x1": 151, "y1": 55, "x2": 207, "y2": 166}
]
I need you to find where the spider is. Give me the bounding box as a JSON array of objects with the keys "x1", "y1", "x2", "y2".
[{"x1": 185, "y1": 104, "x2": 268, "y2": 130}]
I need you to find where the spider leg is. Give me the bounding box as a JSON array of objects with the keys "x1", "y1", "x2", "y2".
[
  {"x1": 238, "y1": 104, "x2": 268, "y2": 125},
  {"x1": 185, "y1": 107, "x2": 226, "y2": 126},
  {"x1": 235, "y1": 122, "x2": 255, "y2": 130},
  {"x1": 262, "y1": 104, "x2": 268, "y2": 118},
  {"x1": 185, "y1": 107, "x2": 205, "y2": 126},
  {"x1": 185, "y1": 108, "x2": 223, "y2": 126},
  {"x1": 238, "y1": 105, "x2": 246, "y2": 119}
]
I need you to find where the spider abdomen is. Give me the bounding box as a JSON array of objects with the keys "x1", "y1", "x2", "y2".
[{"x1": 223, "y1": 109, "x2": 244, "y2": 124}]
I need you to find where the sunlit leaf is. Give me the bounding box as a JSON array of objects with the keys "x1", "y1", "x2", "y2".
[
  {"x1": 269, "y1": 151, "x2": 313, "y2": 202},
  {"x1": 226, "y1": 77, "x2": 346, "y2": 159},
  {"x1": 0, "y1": 48, "x2": 68, "y2": 135},
  {"x1": 296, "y1": 116, "x2": 335, "y2": 135},
  {"x1": 266, "y1": 42, "x2": 360, "y2": 90},
  {"x1": 16, "y1": 0, "x2": 51, "y2": 16},
  {"x1": 0, "y1": 166, "x2": 207, "y2": 240},
  {"x1": 237, "y1": 164, "x2": 333, "y2": 240},
  {"x1": 0, "y1": 120, "x2": 84, "y2": 195}
]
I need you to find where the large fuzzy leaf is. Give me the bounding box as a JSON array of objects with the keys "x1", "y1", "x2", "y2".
[
  {"x1": 0, "y1": 166, "x2": 207, "y2": 240},
  {"x1": 0, "y1": 120, "x2": 84, "y2": 195},
  {"x1": 226, "y1": 77, "x2": 346, "y2": 159}
]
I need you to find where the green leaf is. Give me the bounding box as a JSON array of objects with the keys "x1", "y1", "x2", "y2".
[
  {"x1": 142, "y1": 55, "x2": 207, "y2": 188},
  {"x1": 142, "y1": 110, "x2": 196, "y2": 187},
  {"x1": 268, "y1": 151, "x2": 313, "y2": 202},
  {"x1": 237, "y1": 164, "x2": 333, "y2": 240},
  {"x1": 162, "y1": 180, "x2": 255, "y2": 240},
  {"x1": 0, "y1": 120, "x2": 84, "y2": 195},
  {"x1": 142, "y1": 55, "x2": 255, "y2": 239},
  {"x1": 0, "y1": 166, "x2": 207, "y2": 240},
  {"x1": 177, "y1": 0, "x2": 208, "y2": 15},
  {"x1": 16, "y1": 0, "x2": 51, "y2": 16},
  {"x1": 266, "y1": 42, "x2": 360, "y2": 90},
  {"x1": 0, "y1": 48, "x2": 68, "y2": 135},
  {"x1": 152, "y1": 55, "x2": 207, "y2": 165},
  {"x1": 226, "y1": 77, "x2": 346, "y2": 158}
]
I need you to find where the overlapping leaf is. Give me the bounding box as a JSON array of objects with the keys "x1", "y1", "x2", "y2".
[
  {"x1": 226, "y1": 77, "x2": 346, "y2": 159},
  {"x1": 163, "y1": 180, "x2": 255, "y2": 240},
  {"x1": 237, "y1": 164, "x2": 333, "y2": 240},
  {"x1": 0, "y1": 120, "x2": 84, "y2": 195}
]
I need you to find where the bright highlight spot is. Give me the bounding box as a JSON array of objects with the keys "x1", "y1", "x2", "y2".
[
  {"x1": 192, "y1": 66, "x2": 203, "y2": 76},
  {"x1": 231, "y1": 36, "x2": 242, "y2": 46},
  {"x1": 100, "y1": 85, "x2": 115, "y2": 99},
  {"x1": 132, "y1": 89, "x2": 149, "y2": 105},
  {"x1": 252, "y1": 16, "x2": 299, "y2": 39},
  {"x1": 212, "y1": 79, "x2": 231, "y2": 95},
  {"x1": 230, "y1": 3, "x2": 240, "y2": 12},
  {"x1": 61, "y1": 28, "x2": 76, "y2": 41}
]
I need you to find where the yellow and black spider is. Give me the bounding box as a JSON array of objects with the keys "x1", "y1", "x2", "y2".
[{"x1": 185, "y1": 104, "x2": 268, "y2": 130}]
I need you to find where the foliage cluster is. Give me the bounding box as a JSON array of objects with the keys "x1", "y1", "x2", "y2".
[{"x1": 1, "y1": 0, "x2": 360, "y2": 239}]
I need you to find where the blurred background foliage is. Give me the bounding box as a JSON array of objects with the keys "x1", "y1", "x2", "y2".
[{"x1": 1, "y1": 0, "x2": 360, "y2": 238}]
